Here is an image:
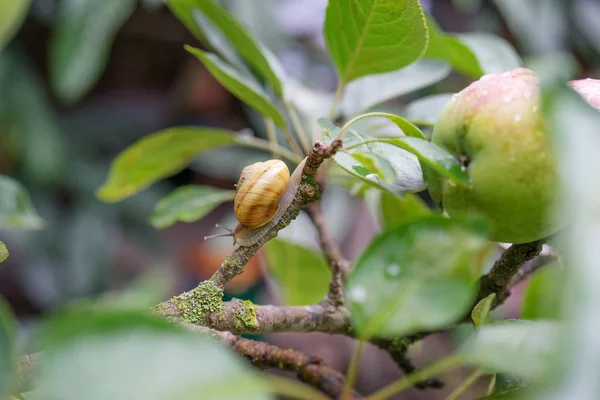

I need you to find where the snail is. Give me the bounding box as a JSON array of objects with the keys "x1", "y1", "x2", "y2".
[{"x1": 205, "y1": 157, "x2": 307, "y2": 247}]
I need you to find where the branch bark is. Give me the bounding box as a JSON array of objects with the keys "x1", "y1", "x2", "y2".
[
  {"x1": 476, "y1": 239, "x2": 546, "y2": 306},
  {"x1": 156, "y1": 298, "x2": 352, "y2": 335},
  {"x1": 182, "y1": 324, "x2": 363, "y2": 399}
]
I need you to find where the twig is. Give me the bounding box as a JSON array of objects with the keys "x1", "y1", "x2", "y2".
[
  {"x1": 180, "y1": 324, "x2": 363, "y2": 399},
  {"x1": 475, "y1": 239, "x2": 546, "y2": 306},
  {"x1": 306, "y1": 202, "x2": 350, "y2": 308},
  {"x1": 509, "y1": 254, "x2": 558, "y2": 288},
  {"x1": 371, "y1": 336, "x2": 444, "y2": 390}
]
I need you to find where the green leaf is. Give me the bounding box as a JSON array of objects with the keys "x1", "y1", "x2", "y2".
[
  {"x1": 97, "y1": 127, "x2": 237, "y2": 203},
  {"x1": 375, "y1": 137, "x2": 470, "y2": 187},
  {"x1": 0, "y1": 175, "x2": 44, "y2": 230},
  {"x1": 37, "y1": 309, "x2": 270, "y2": 400},
  {"x1": 150, "y1": 185, "x2": 236, "y2": 229},
  {"x1": 263, "y1": 239, "x2": 331, "y2": 306},
  {"x1": 324, "y1": 0, "x2": 429, "y2": 86},
  {"x1": 458, "y1": 33, "x2": 522, "y2": 74},
  {"x1": 472, "y1": 293, "x2": 496, "y2": 329},
  {"x1": 167, "y1": 0, "x2": 283, "y2": 96},
  {"x1": 0, "y1": 241, "x2": 8, "y2": 263},
  {"x1": 0, "y1": 298, "x2": 15, "y2": 399},
  {"x1": 318, "y1": 118, "x2": 426, "y2": 193},
  {"x1": 520, "y1": 266, "x2": 563, "y2": 321},
  {"x1": 49, "y1": 0, "x2": 136, "y2": 103},
  {"x1": 424, "y1": 15, "x2": 483, "y2": 78},
  {"x1": 346, "y1": 215, "x2": 490, "y2": 338},
  {"x1": 460, "y1": 320, "x2": 560, "y2": 381},
  {"x1": 0, "y1": 0, "x2": 31, "y2": 50},
  {"x1": 353, "y1": 112, "x2": 427, "y2": 139},
  {"x1": 379, "y1": 192, "x2": 431, "y2": 230},
  {"x1": 340, "y1": 60, "x2": 450, "y2": 117},
  {"x1": 405, "y1": 93, "x2": 454, "y2": 126},
  {"x1": 352, "y1": 152, "x2": 396, "y2": 183},
  {"x1": 185, "y1": 46, "x2": 286, "y2": 130}
]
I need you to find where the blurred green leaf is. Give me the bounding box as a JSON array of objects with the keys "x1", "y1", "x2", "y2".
[
  {"x1": 167, "y1": 0, "x2": 283, "y2": 96},
  {"x1": 0, "y1": 297, "x2": 15, "y2": 399},
  {"x1": 346, "y1": 215, "x2": 490, "y2": 338},
  {"x1": 340, "y1": 60, "x2": 450, "y2": 117},
  {"x1": 424, "y1": 15, "x2": 483, "y2": 78},
  {"x1": 318, "y1": 118, "x2": 426, "y2": 193},
  {"x1": 460, "y1": 320, "x2": 560, "y2": 381},
  {"x1": 521, "y1": 266, "x2": 563, "y2": 320},
  {"x1": 459, "y1": 33, "x2": 523, "y2": 74},
  {"x1": 37, "y1": 309, "x2": 270, "y2": 400},
  {"x1": 50, "y1": 0, "x2": 136, "y2": 103},
  {"x1": 0, "y1": 175, "x2": 44, "y2": 230},
  {"x1": 539, "y1": 81, "x2": 600, "y2": 400},
  {"x1": 150, "y1": 185, "x2": 236, "y2": 229},
  {"x1": 379, "y1": 192, "x2": 431, "y2": 230},
  {"x1": 185, "y1": 47, "x2": 286, "y2": 130},
  {"x1": 323, "y1": 0, "x2": 428, "y2": 86},
  {"x1": 0, "y1": 0, "x2": 31, "y2": 50},
  {"x1": 97, "y1": 127, "x2": 236, "y2": 203},
  {"x1": 405, "y1": 93, "x2": 453, "y2": 126},
  {"x1": 263, "y1": 239, "x2": 330, "y2": 306},
  {"x1": 0, "y1": 241, "x2": 8, "y2": 263},
  {"x1": 472, "y1": 293, "x2": 496, "y2": 329}
]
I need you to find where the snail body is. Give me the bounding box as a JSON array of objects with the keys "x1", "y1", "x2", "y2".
[
  {"x1": 234, "y1": 159, "x2": 290, "y2": 229},
  {"x1": 206, "y1": 158, "x2": 307, "y2": 247}
]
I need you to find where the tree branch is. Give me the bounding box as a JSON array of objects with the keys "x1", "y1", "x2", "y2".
[
  {"x1": 156, "y1": 298, "x2": 351, "y2": 335},
  {"x1": 182, "y1": 324, "x2": 363, "y2": 399},
  {"x1": 476, "y1": 239, "x2": 546, "y2": 306},
  {"x1": 371, "y1": 335, "x2": 444, "y2": 390},
  {"x1": 306, "y1": 202, "x2": 350, "y2": 308},
  {"x1": 509, "y1": 253, "x2": 558, "y2": 288}
]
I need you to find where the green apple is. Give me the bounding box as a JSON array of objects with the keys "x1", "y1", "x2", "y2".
[
  {"x1": 429, "y1": 70, "x2": 600, "y2": 243},
  {"x1": 428, "y1": 68, "x2": 556, "y2": 244}
]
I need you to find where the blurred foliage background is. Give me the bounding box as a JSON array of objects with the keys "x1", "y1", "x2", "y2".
[{"x1": 1, "y1": 0, "x2": 599, "y2": 398}]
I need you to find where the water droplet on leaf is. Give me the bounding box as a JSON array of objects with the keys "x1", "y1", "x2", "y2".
[
  {"x1": 349, "y1": 285, "x2": 367, "y2": 303},
  {"x1": 385, "y1": 263, "x2": 402, "y2": 278}
]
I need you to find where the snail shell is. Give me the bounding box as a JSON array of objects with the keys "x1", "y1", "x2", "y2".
[
  {"x1": 234, "y1": 159, "x2": 290, "y2": 229},
  {"x1": 204, "y1": 158, "x2": 307, "y2": 247}
]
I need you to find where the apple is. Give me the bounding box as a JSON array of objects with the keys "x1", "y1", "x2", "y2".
[{"x1": 429, "y1": 68, "x2": 572, "y2": 243}]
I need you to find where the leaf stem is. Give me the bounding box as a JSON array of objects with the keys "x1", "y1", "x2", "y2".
[
  {"x1": 335, "y1": 112, "x2": 425, "y2": 140},
  {"x1": 368, "y1": 354, "x2": 463, "y2": 400},
  {"x1": 235, "y1": 136, "x2": 304, "y2": 164},
  {"x1": 264, "y1": 118, "x2": 278, "y2": 159},
  {"x1": 329, "y1": 84, "x2": 345, "y2": 120},
  {"x1": 285, "y1": 101, "x2": 312, "y2": 155},
  {"x1": 445, "y1": 368, "x2": 484, "y2": 400},
  {"x1": 342, "y1": 340, "x2": 366, "y2": 399}
]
